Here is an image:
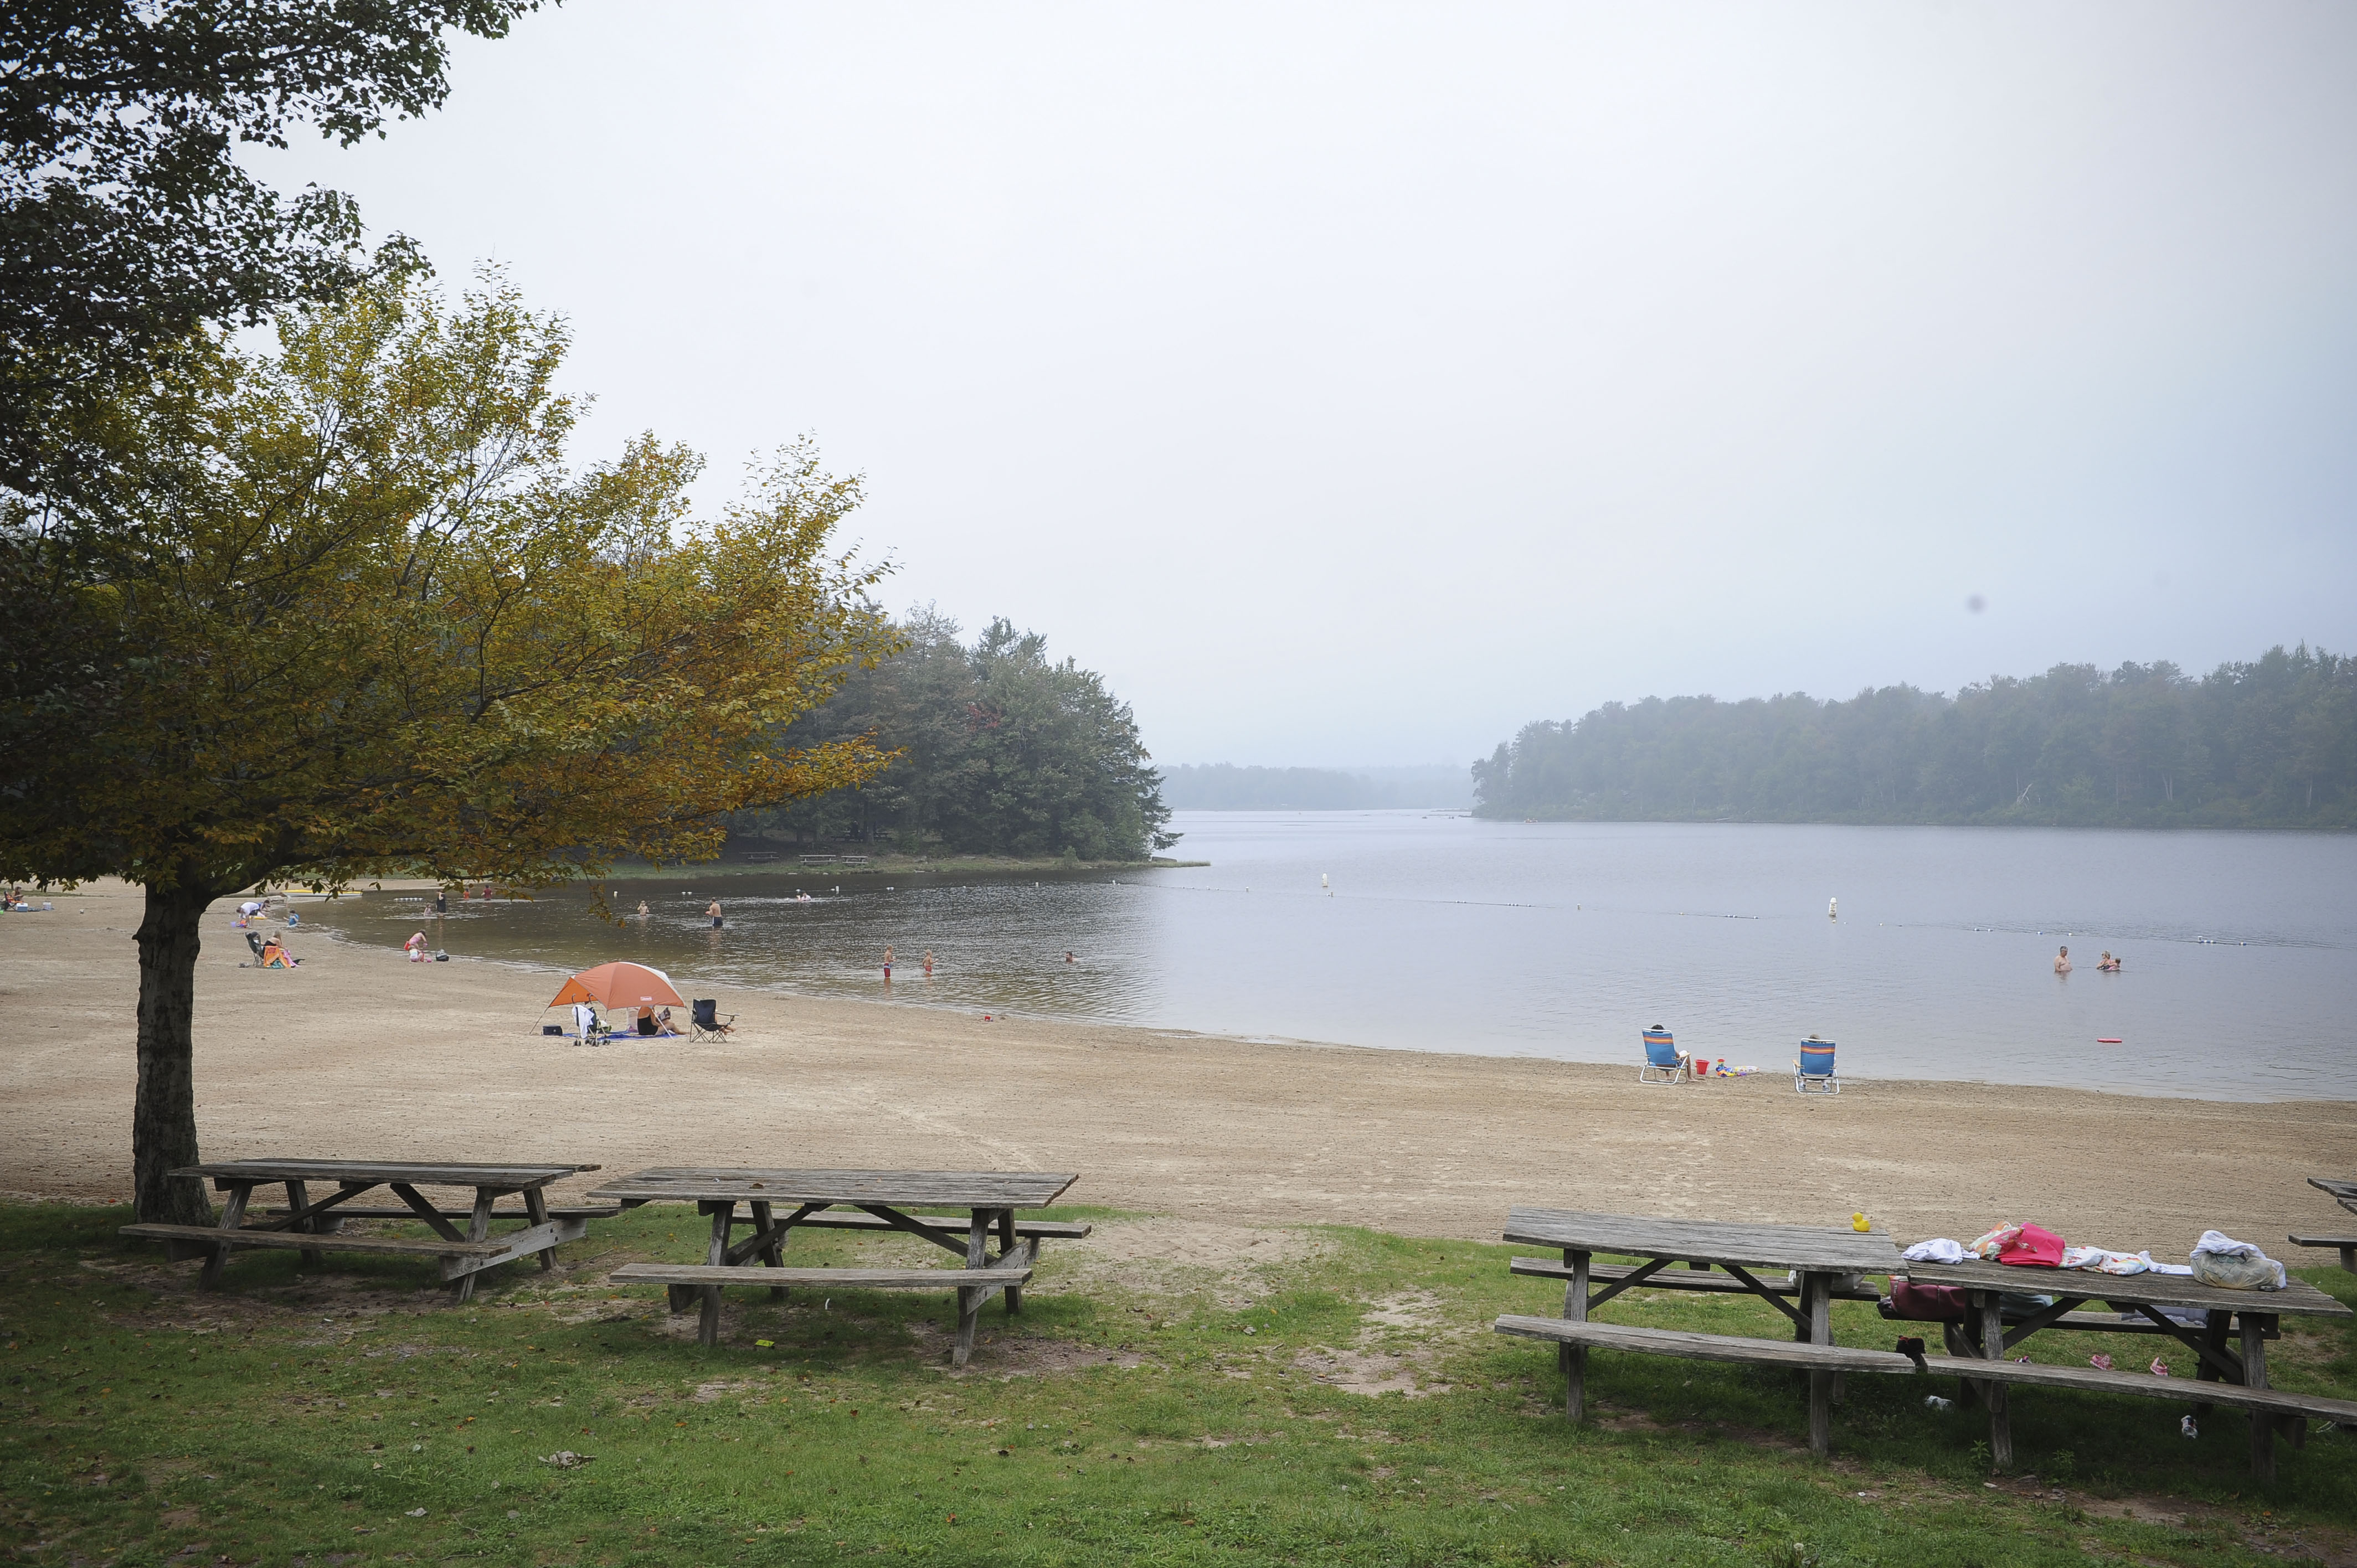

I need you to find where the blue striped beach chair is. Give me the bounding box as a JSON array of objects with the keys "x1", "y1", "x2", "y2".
[
  {"x1": 1638, "y1": 1025, "x2": 1691, "y2": 1086},
  {"x1": 1794, "y1": 1036, "x2": 1839, "y2": 1095}
]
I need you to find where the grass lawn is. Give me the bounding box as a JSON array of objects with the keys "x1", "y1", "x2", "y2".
[{"x1": 4, "y1": 1200, "x2": 2353, "y2": 1566}]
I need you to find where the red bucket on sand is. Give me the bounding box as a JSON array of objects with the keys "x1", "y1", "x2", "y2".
[{"x1": 1696, "y1": 1058, "x2": 1711, "y2": 1077}]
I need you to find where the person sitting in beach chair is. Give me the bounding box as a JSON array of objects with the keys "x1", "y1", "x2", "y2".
[
  {"x1": 690, "y1": 999, "x2": 735, "y2": 1043},
  {"x1": 1638, "y1": 1025, "x2": 1691, "y2": 1085},
  {"x1": 1794, "y1": 1036, "x2": 1839, "y2": 1095},
  {"x1": 256, "y1": 937, "x2": 297, "y2": 968}
]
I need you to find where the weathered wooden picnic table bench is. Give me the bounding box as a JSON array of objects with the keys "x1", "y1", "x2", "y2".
[
  {"x1": 120, "y1": 1159, "x2": 603, "y2": 1302},
  {"x1": 1900, "y1": 1256, "x2": 2354, "y2": 1479},
  {"x1": 1496, "y1": 1208, "x2": 1904, "y2": 1456},
  {"x1": 588, "y1": 1168, "x2": 1085, "y2": 1365},
  {"x1": 2290, "y1": 1175, "x2": 2357, "y2": 1274}
]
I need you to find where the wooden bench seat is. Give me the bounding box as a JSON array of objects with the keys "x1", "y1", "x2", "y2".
[
  {"x1": 122, "y1": 1222, "x2": 506, "y2": 1258},
  {"x1": 122, "y1": 1218, "x2": 576, "y2": 1283},
  {"x1": 1920, "y1": 1353, "x2": 2357, "y2": 1426},
  {"x1": 611, "y1": 1261, "x2": 1030, "y2": 1290},
  {"x1": 1510, "y1": 1257, "x2": 1883, "y2": 1301},
  {"x1": 783, "y1": 1211, "x2": 1093, "y2": 1240},
  {"x1": 1493, "y1": 1314, "x2": 1919, "y2": 1373},
  {"x1": 2289, "y1": 1234, "x2": 2357, "y2": 1271}
]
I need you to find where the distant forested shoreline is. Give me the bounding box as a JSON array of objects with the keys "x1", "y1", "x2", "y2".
[{"x1": 1473, "y1": 644, "x2": 2355, "y2": 829}]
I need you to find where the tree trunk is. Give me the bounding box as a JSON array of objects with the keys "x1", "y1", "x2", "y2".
[{"x1": 134, "y1": 878, "x2": 217, "y2": 1225}]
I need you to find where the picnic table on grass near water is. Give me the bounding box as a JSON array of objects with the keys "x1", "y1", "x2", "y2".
[
  {"x1": 1899, "y1": 1255, "x2": 2354, "y2": 1479},
  {"x1": 587, "y1": 1168, "x2": 1087, "y2": 1365},
  {"x1": 2290, "y1": 1176, "x2": 2357, "y2": 1275},
  {"x1": 120, "y1": 1159, "x2": 609, "y2": 1302},
  {"x1": 1494, "y1": 1208, "x2": 1905, "y2": 1457}
]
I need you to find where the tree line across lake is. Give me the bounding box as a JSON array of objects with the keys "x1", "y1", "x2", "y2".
[{"x1": 1474, "y1": 643, "x2": 2356, "y2": 829}]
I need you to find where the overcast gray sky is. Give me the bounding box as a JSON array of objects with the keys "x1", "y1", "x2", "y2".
[{"x1": 251, "y1": 1, "x2": 2357, "y2": 767}]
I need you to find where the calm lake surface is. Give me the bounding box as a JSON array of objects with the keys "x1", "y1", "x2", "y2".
[{"x1": 306, "y1": 814, "x2": 2357, "y2": 1101}]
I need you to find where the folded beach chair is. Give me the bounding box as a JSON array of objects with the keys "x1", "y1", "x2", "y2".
[
  {"x1": 1638, "y1": 1025, "x2": 1691, "y2": 1085},
  {"x1": 690, "y1": 999, "x2": 735, "y2": 1044},
  {"x1": 1793, "y1": 1036, "x2": 1839, "y2": 1095}
]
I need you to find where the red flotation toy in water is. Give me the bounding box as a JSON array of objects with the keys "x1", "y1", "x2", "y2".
[{"x1": 2096, "y1": 1037, "x2": 2123, "y2": 1044}]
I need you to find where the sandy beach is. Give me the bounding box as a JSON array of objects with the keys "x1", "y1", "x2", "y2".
[{"x1": 1, "y1": 879, "x2": 2348, "y2": 1254}]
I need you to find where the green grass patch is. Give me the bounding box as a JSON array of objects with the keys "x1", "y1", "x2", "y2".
[{"x1": 2, "y1": 1200, "x2": 2352, "y2": 1565}]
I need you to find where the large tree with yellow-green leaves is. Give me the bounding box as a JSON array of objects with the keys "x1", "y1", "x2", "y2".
[{"x1": 0, "y1": 270, "x2": 900, "y2": 1223}]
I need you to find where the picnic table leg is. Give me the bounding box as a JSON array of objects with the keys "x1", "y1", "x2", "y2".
[
  {"x1": 1978, "y1": 1292, "x2": 2013, "y2": 1472},
  {"x1": 699, "y1": 1200, "x2": 734, "y2": 1348},
  {"x1": 2194, "y1": 1311, "x2": 2227, "y2": 1419},
  {"x1": 285, "y1": 1179, "x2": 325, "y2": 1271},
  {"x1": 1804, "y1": 1273, "x2": 1833, "y2": 1458},
  {"x1": 524, "y1": 1187, "x2": 556, "y2": 1272},
  {"x1": 749, "y1": 1200, "x2": 786, "y2": 1301},
  {"x1": 951, "y1": 1211, "x2": 991, "y2": 1368},
  {"x1": 1560, "y1": 1249, "x2": 1590, "y2": 1422},
  {"x1": 998, "y1": 1208, "x2": 1022, "y2": 1315},
  {"x1": 199, "y1": 1182, "x2": 254, "y2": 1290},
  {"x1": 455, "y1": 1189, "x2": 495, "y2": 1304},
  {"x1": 2242, "y1": 1314, "x2": 2274, "y2": 1482}
]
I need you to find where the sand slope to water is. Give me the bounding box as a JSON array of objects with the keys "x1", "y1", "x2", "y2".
[{"x1": 1, "y1": 880, "x2": 2349, "y2": 1254}]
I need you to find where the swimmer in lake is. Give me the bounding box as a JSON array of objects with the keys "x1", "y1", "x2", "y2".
[
  {"x1": 2054, "y1": 945, "x2": 2072, "y2": 974},
  {"x1": 636, "y1": 900, "x2": 650, "y2": 919},
  {"x1": 2098, "y1": 951, "x2": 2122, "y2": 972}
]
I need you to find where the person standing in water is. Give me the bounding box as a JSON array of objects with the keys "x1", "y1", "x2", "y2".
[
  {"x1": 706, "y1": 899, "x2": 723, "y2": 930},
  {"x1": 636, "y1": 900, "x2": 650, "y2": 919},
  {"x1": 883, "y1": 945, "x2": 893, "y2": 980},
  {"x1": 923, "y1": 950, "x2": 934, "y2": 976},
  {"x1": 2054, "y1": 945, "x2": 2072, "y2": 974}
]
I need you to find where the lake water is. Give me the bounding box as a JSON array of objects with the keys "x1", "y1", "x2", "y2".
[{"x1": 306, "y1": 813, "x2": 2357, "y2": 1101}]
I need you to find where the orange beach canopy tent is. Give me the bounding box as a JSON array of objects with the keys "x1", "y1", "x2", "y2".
[{"x1": 547, "y1": 961, "x2": 686, "y2": 1012}]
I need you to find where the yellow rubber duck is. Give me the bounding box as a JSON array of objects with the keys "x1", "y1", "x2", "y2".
[{"x1": 1851, "y1": 1211, "x2": 1870, "y2": 1232}]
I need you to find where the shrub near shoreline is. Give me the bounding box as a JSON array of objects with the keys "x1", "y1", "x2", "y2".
[{"x1": 6, "y1": 1203, "x2": 2354, "y2": 1565}]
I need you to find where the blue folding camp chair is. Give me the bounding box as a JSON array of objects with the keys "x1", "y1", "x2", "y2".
[
  {"x1": 1638, "y1": 1025, "x2": 1691, "y2": 1085},
  {"x1": 1794, "y1": 1036, "x2": 1839, "y2": 1095},
  {"x1": 690, "y1": 999, "x2": 735, "y2": 1044}
]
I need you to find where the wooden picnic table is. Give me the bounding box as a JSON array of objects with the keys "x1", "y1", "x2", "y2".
[
  {"x1": 121, "y1": 1159, "x2": 602, "y2": 1302},
  {"x1": 2292, "y1": 1175, "x2": 2357, "y2": 1275},
  {"x1": 1900, "y1": 1257, "x2": 2353, "y2": 1479},
  {"x1": 1504, "y1": 1207, "x2": 1902, "y2": 1456},
  {"x1": 586, "y1": 1167, "x2": 1083, "y2": 1364}
]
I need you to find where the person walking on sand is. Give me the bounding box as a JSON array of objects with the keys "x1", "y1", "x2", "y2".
[
  {"x1": 707, "y1": 899, "x2": 723, "y2": 930},
  {"x1": 2054, "y1": 945, "x2": 2072, "y2": 974}
]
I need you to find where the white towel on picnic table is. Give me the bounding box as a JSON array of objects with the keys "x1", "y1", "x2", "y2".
[
  {"x1": 1901, "y1": 1238, "x2": 1967, "y2": 1263},
  {"x1": 2190, "y1": 1231, "x2": 2287, "y2": 1290},
  {"x1": 2060, "y1": 1245, "x2": 2150, "y2": 1275}
]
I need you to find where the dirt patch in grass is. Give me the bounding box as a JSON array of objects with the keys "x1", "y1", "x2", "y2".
[
  {"x1": 1048, "y1": 1219, "x2": 1333, "y2": 1300},
  {"x1": 1292, "y1": 1291, "x2": 1461, "y2": 1396}
]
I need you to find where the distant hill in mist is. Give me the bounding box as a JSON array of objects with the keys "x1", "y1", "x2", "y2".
[{"x1": 1164, "y1": 764, "x2": 1471, "y2": 811}]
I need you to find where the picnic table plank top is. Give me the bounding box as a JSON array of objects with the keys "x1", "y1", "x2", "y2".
[
  {"x1": 1502, "y1": 1208, "x2": 1902, "y2": 1273},
  {"x1": 1901, "y1": 1258, "x2": 2353, "y2": 1318},
  {"x1": 586, "y1": 1168, "x2": 1079, "y2": 1209},
  {"x1": 173, "y1": 1159, "x2": 585, "y2": 1189},
  {"x1": 2312, "y1": 1176, "x2": 2357, "y2": 1211}
]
